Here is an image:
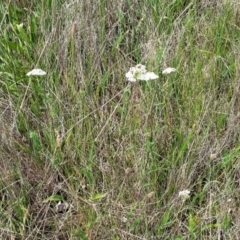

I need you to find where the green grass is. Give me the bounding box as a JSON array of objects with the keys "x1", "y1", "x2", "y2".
[{"x1": 1, "y1": 0, "x2": 240, "y2": 239}]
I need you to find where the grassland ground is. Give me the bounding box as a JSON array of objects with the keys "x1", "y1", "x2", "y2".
[{"x1": 1, "y1": 0, "x2": 240, "y2": 239}]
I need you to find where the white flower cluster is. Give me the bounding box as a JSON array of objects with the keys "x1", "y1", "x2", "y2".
[
  {"x1": 125, "y1": 64, "x2": 159, "y2": 82},
  {"x1": 125, "y1": 64, "x2": 177, "y2": 82},
  {"x1": 162, "y1": 67, "x2": 177, "y2": 74},
  {"x1": 179, "y1": 190, "x2": 190, "y2": 199},
  {"x1": 26, "y1": 68, "x2": 46, "y2": 76}
]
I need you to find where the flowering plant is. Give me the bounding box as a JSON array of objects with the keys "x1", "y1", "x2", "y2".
[
  {"x1": 26, "y1": 68, "x2": 47, "y2": 76},
  {"x1": 125, "y1": 64, "x2": 159, "y2": 82}
]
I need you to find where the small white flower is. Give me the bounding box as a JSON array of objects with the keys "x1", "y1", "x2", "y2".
[
  {"x1": 137, "y1": 72, "x2": 159, "y2": 81},
  {"x1": 162, "y1": 67, "x2": 177, "y2": 75},
  {"x1": 26, "y1": 68, "x2": 47, "y2": 76},
  {"x1": 135, "y1": 64, "x2": 147, "y2": 73},
  {"x1": 125, "y1": 69, "x2": 137, "y2": 82},
  {"x1": 179, "y1": 190, "x2": 190, "y2": 198},
  {"x1": 126, "y1": 64, "x2": 159, "y2": 82}
]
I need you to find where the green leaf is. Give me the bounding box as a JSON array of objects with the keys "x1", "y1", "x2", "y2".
[
  {"x1": 90, "y1": 192, "x2": 107, "y2": 201},
  {"x1": 43, "y1": 195, "x2": 63, "y2": 203}
]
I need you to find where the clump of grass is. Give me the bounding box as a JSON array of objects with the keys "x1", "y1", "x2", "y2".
[{"x1": 1, "y1": 0, "x2": 240, "y2": 239}]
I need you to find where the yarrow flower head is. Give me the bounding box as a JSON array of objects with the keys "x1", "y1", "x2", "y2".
[
  {"x1": 126, "y1": 64, "x2": 159, "y2": 82},
  {"x1": 162, "y1": 67, "x2": 177, "y2": 75},
  {"x1": 26, "y1": 68, "x2": 47, "y2": 76},
  {"x1": 179, "y1": 190, "x2": 190, "y2": 199}
]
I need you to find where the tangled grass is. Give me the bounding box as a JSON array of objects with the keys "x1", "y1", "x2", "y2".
[{"x1": 1, "y1": 0, "x2": 240, "y2": 239}]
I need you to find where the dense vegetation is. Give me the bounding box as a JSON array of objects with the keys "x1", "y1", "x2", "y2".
[{"x1": 1, "y1": 0, "x2": 240, "y2": 239}]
